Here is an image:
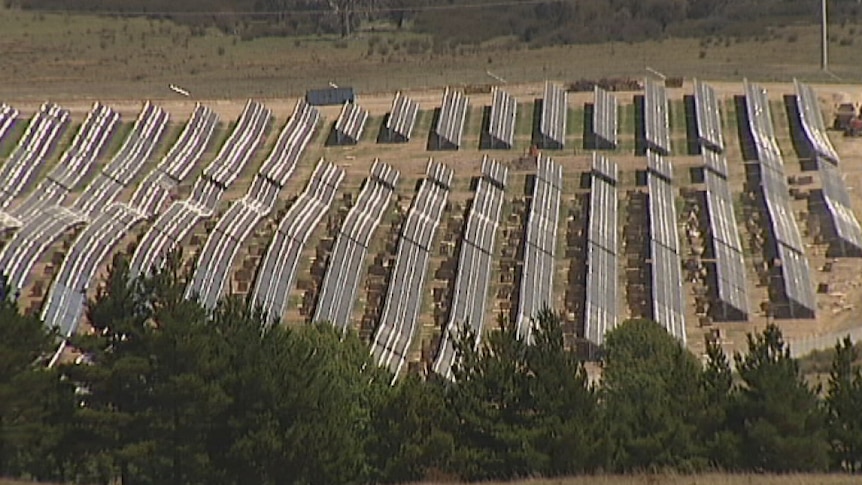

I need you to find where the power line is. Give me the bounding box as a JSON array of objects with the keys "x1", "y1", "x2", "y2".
[{"x1": 14, "y1": 0, "x2": 569, "y2": 17}]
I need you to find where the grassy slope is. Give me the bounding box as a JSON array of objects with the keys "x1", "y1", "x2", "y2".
[{"x1": 1, "y1": 6, "x2": 862, "y2": 101}]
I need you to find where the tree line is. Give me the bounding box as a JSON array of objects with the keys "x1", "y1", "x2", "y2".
[
  {"x1": 7, "y1": 0, "x2": 862, "y2": 44},
  {"x1": 1, "y1": 250, "x2": 862, "y2": 484}
]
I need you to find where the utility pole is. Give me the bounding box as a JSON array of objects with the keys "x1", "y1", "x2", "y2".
[{"x1": 821, "y1": 0, "x2": 829, "y2": 71}]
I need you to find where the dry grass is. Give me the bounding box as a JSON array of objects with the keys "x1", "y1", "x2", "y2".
[
  {"x1": 2, "y1": 5, "x2": 862, "y2": 101},
  {"x1": 416, "y1": 475, "x2": 860, "y2": 485}
]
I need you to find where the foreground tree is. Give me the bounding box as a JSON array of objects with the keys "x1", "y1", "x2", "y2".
[
  {"x1": 601, "y1": 319, "x2": 705, "y2": 472},
  {"x1": 730, "y1": 324, "x2": 830, "y2": 472},
  {"x1": 446, "y1": 309, "x2": 600, "y2": 480},
  {"x1": 0, "y1": 276, "x2": 75, "y2": 480},
  {"x1": 825, "y1": 337, "x2": 862, "y2": 472}
]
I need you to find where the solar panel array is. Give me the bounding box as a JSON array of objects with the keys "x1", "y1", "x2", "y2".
[
  {"x1": 691, "y1": 80, "x2": 748, "y2": 320},
  {"x1": 704, "y1": 169, "x2": 749, "y2": 319},
  {"x1": 743, "y1": 81, "x2": 816, "y2": 317},
  {"x1": 816, "y1": 158, "x2": 862, "y2": 254},
  {"x1": 584, "y1": 153, "x2": 618, "y2": 346},
  {"x1": 332, "y1": 101, "x2": 368, "y2": 145},
  {"x1": 1, "y1": 103, "x2": 118, "y2": 230},
  {"x1": 251, "y1": 160, "x2": 345, "y2": 325},
  {"x1": 592, "y1": 86, "x2": 618, "y2": 149},
  {"x1": 0, "y1": 103, "x2": 68, "y2": 208},
  {"x1": 130, "y1": 100, "x2": 271, "y2": 277},
  {"x1": 794, "y1": 80, "x2": 839, "y2": 164},
  {"x1": 790, "y1": 81, "x2": 862, "y2": 256},
  {"x1": 40, "y1": 105, "x2": 220, "y2": 342},
  {"x1": 644, "y1": 79, "x2": 671, "y2": 155},
  {"x1": 0, "y1": 104, "x2": 18, "y2": 143},
  {"x1": 538, "y1": 81, "x2": 567, "y2": 149},
  {"x1": 0, "y1": 102, "x2": 169, "y2": 293},
  {"x1": 187, "y1": 101, "x2": 320, "y2": 309},
  {"x1": 382, "y1": 92, "x2": 419, "y2": 143},
  {"x1": 0, "y1": 103, "x2": 69, "y2": 207},
  {"x1": 515, "y1": 154, "x2": 562, "y2": 341},
  {"x1": 487, "y1": 87, "x2": 517, "y2": 149},
  {"x1": 433, "y1": 157, "x2": 508, "y2": 380},
  {"x1": 432, "y1": 88, "x2": 468, "y2": 150},
  {"x1": 371, "y1": 160, "x2": 453, "y2": 382},
  {"x1": 693, "y1": 79, "x2": 724, "y2": 152},
  {"x1": 314, "y1": 160, "x2": 399, "y2": 329},
  {"x1": 647, "y1": 152, "x2": 686, "y2": 343}
]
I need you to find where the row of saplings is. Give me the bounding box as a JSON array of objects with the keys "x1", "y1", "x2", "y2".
[{"x1": 0, "y1": 252, "x2": 861, "y2": 484}]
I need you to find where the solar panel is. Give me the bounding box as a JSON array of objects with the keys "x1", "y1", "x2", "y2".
[
  {"x1": 775, "y1": 243, "x2": 816, "y2": 315},
  {"x1": 694, "y1": 79, "x2": 724, "y2": 152},
  {"x1": 713, "y1": 240, "x2": 749, "y2": 317},
  {"x1": 584, "y1": 241, "x2": 617, "y2": 346},
  {"x1": 591, "y1": 152, "x2": 618, "y2": 183},
  {"x1": 593, "y1": 86, "x2": 618, "y2": 149},
  {"x1": 588, "y1": 175, "x2": 617, "y2": 254},
  {"x1": 644, "y1": 79, "x2": 671, "y2": 155},
  {"x1": 539, "y1": 81, "x2": 567, "y2": 149},
  {"x1": 648, "y1": 173, "x2": 679, "y2": 253},
  {"x1": 487, "y1": 87, "x2": 517, "y2": 149},
  {"x1": 702, "y1": 149, "x2": 729, "y2": 178},
  {"x1": 650, "y1": 239, "x2": 686, "y2": 343},
  {"x1": 647, "y1": 150, "x2": 673, "y2": 181}
]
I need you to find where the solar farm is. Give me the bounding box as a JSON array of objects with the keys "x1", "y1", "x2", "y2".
[{"x1": 2, "y1": 78, "x2": 862, "y2": 375}]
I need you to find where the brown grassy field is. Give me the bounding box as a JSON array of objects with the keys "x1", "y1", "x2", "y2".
[{"x1": 2, "y1": 4, "x2": 862, "y2": 101}]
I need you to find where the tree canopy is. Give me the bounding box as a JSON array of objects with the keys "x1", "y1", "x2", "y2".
[{"x1": 0, "y1": 259, "x2": 858, "y2": 483}]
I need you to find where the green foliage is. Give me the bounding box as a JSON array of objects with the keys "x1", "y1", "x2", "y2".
[
  {"x1": 730, "y1": 324, "x2": 830, "y2": 472},
  {"x1": 601, "y1": 319, "x2": 705, "y2": 472},
  {"x1": 446, "y1": 309, "x2": 601, "y2": 480},
  {"x1": 825, "y1": 337, "x2": 862, "y2": 472},
  {"x1": 4, "y1": 261, "x2": 862, "y2": 483}
]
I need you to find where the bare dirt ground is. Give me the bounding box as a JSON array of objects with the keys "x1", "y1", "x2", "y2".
[{"x1": 5, "y1": 6, "x2": 862, "y2": 367}]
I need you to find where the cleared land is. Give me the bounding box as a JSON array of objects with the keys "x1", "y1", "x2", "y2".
[{"x1": 2, "y1": 6, "x2": 862, "y2": 101}]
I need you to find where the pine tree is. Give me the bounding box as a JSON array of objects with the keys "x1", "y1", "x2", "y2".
[
  {"x1": 825, "y1": 337, "x2": 862, "y2": 472},
  {"x1": 730, "y1": 324, "x2": 829, "y2": 472}
]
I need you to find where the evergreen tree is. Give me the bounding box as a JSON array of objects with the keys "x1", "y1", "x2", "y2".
[
  {"x1": 601, "y1": 318, "x2": 705, "y2": 472},
  {"x1": 825, "y1": 337, "x2": 862, "y2": 472},
  {"x1": 730, "y1": 324, "x2": 829, "y2": 472},
  {"x1": 698, "y1": 340, "x2": 739, "y2": 469},
  {"x1": 0, "y1": 275, "x2": 75, "y2": 481}
]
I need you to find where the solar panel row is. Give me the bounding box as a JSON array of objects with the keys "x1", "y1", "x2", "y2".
[
  {"x1": 371, "y1": 160, "x2": 453, "y2": 382},
  {"x1": 693, "y1": 79, "x2": 724, "y2": 152},
  {"x1": 817, "y1": 159, "x2": 862, "y2": 254},
  {"x1": 647, "y1": 155, "x2": 686, "y2": 343},
  {"x1": 188, "y1": 101, "x2": 320, "y2": 310},
  {"x1": 251, "y1": 160, "x2": 345, "y2": 325},
  {"x1": 487, "y1": 87, "x2": 517, "y2": 149},
  {"x1": 432, "y1": 88, "x2": 468, "y2": 150},
  {"x1": 0, "y1": 103, "x2": 69, "y2": 209},
  {"x1": 382, "y1": 91, "x2": 419, "y2": 143},
  {"x1": 644, "y1": 79, "x2": 671, "y2": 155},
  {"x1": 203, "y1": 100, "x2": 271, "y2": 188},
  {"x1": 0, "y1": 102, "x2": 169, "y2": 294},
  {"x1": 433, "y1": 157, "x2": 507, "y2": 379},
  {"x1": 793, "y1": 80, "x2": 839, "y2": 164},
  {"x1": 592, "y1": 86, "x2": 618, "y2": 150},
  {"x1": 515, "y1": 155, "x2": 562, "y2": 341},
  {"x1": 129, "y1": 100, "x2": 271, "y2": 278},
  {"x1": 539, "y1": 82, "x2": 567, "y2": 149},
  {"x1": 743, "y1": 81, "x2": 816, "y2": 317},
  {"x1": 0, "y1": 104, "x2": 18, "y2": 143},
  {"x1": 314, "y1": 160, "x2": 399, "y2": 330},
  {"x1": 332, "y1": 101, "x2": 368, "y2": 145},
  {"x1": 41, "y1": 106, "x2": 221, "y2": 345},
  {"x1": 704, "y1": 169, "x2": 749, "y2": 319},
  {"x1": 584, "y1": 153, "x2": 618, "y2": 346}
]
